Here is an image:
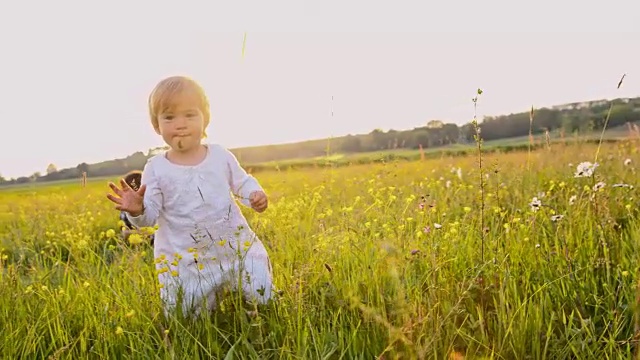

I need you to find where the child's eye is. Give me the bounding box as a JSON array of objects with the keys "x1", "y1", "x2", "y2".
[{"x1": 163, "y1": 115, "x2": 174, "y2": 121}]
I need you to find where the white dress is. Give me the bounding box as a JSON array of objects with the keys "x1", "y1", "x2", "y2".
[{"x1": 126, "y1": 143, "x2": 273, "y2": 315}]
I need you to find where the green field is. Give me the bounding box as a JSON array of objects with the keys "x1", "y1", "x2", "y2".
[
  {"x1": 256, "y1": 126, "x2": 633, "y2": 171},
  {"x1": 1, "y1": 140, "x2": 640, "y2": 359}
]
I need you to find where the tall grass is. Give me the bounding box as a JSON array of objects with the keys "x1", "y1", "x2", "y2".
[{"x1": 1, "y1": 137, "x2": 639, "y2": 358}]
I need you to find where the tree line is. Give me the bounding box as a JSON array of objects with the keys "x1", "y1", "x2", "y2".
[{"x1": 1, "y1": 96, "x2": 639, "y2": 186}]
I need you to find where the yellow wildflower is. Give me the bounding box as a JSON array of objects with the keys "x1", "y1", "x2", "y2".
[{"x1": 128, "y1": 234, "x2": 144, "y2": 245}]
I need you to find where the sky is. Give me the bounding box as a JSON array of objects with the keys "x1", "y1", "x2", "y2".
[{"x1": 1, "y1": 0, "x2": 639, "y2": 179}]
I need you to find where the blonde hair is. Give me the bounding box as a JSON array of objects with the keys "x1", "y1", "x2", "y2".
[{"x1": 148, "y1": 76, "x2": 211, "y2": 137}]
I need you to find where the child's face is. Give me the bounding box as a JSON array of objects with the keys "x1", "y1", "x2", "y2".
[{"x1": 155, "y1": 92, "x2": 206, "y2": 152}]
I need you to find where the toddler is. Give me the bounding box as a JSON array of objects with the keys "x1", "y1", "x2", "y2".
[{"x1": 106, "y1": 76, "x2": 273, "y2": 317}]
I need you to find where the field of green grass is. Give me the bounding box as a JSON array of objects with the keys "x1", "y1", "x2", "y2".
[
  {"x1": 256, "y1": 125, "x2": 634, "y2": 172},
  {"x1": 1, "y1": 140, "x2": 640, "y2": 359}
]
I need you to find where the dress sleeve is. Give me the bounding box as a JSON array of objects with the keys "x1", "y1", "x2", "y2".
[
  {"x1": 126, "y1": 159, "x2": 162, "y2": 227},
  {"x1": 224, "y1": 148, "x2": 263, "y2": 207}
]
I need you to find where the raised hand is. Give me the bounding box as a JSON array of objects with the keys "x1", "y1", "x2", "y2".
[
  {"x1": 106, "y1": 178, "x2": 146, "y2": 217},
  {"x1": 249, "y1": 191, "x2": 268, "y2": 213}
]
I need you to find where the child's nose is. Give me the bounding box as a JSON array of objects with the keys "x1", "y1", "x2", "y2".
[{"x1": 175, "y1": 117, "x2": 188, "y2": 129}]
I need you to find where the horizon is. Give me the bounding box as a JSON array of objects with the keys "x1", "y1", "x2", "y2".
[
  {"x1": 2, "y1": 2, "x2": 640, "y2": 179},
  {"x1": 3, "y1": 91, "x2": 638, "y2": 179}
]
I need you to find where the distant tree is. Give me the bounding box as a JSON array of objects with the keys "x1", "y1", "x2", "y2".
[
  {"x1": 441, "y1": 123, "x2": 460, "y2": 144},
  {"x1": 46, "y1": 163, "x2": 58, "y2": 175},
  {"x1": 76, "y1": 162, "x2": 89, "y2": 175},
  {"x1": 427, "y1": 120, "x2": 444, "y2": 129},
  {"x1": 341, "y1": 135, "x2": 362, "y2": 152},
  {"x1": 370, "y1": 129, "x2": 388, "y2": 150}
]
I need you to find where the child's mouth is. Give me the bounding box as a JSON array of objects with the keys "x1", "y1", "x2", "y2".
[{"x1": 174, "y1": 134, "x2": 190, "y2": 149}]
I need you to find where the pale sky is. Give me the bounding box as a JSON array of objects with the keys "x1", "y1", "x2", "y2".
[{"x1": 1, "y1": 0, "x2": 639, "y2": 179}]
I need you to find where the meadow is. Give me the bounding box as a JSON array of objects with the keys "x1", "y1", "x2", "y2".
[{"x1": 1, "y1": 140, "x2": 640, "y2": 359}]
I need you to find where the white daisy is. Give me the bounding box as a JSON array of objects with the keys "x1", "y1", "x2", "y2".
[
  {"x1": 574, "y1": 162, "x2": 598, "y2": 178},
  {"x1": 530, "y1": 197, "x2": 542, "y2": 212}
]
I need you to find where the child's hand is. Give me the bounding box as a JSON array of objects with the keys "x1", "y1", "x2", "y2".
[
  {"x1": 249, "y1": 191, "x2": 268, "y2": 213},
  {"x1": 107, "y1": 179, "x2": 146, "y2": 217}
]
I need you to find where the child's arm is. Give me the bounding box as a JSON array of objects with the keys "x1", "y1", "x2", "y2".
[
  {"x1": 224, "y1": 149, "x2": 264, "y2": 207},
  {"x1": 126, "y1": 160, "x2": 162, "y2": 228}
]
